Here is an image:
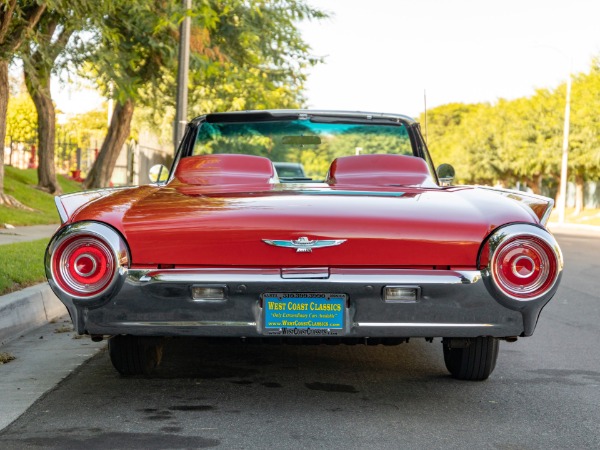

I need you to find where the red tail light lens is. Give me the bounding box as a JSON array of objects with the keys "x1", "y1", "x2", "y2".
[
  {"x1": 46, "y1": 222, "x2": 129, "y2": 305},
  {"x1": 492, "y1": 236, "x2": 558, "y2": 299},
  {"x1": 53, "y1": 235, "x2": 115, "y2": 297}
]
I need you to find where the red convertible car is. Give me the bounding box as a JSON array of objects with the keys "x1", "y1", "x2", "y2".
[{"x1": 45, "y1": 110, "x2": 563, "y2": 380}]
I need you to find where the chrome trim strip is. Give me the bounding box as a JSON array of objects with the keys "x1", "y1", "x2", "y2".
[
  {"x1": 355, "y1": 322, "x2": 494, "y2": 328},
  {"x1": 296, "y1": 190, "x2": 407, "y2": 197},
  {"x1": 281, "y1": 267, "x2": 330, "y2": 279},
  {"x1": 54, "y1": 196, "x2": 68, "y2": 224},
  {"x1": 136, "y1": 269, "x2": 481, "y2": 285},
  {"x1": 113, "y1": 321, "x2": 257, "y2": 327},
  {"x1": 196, "y1": 109, "x2": 417, "y2": 126}
]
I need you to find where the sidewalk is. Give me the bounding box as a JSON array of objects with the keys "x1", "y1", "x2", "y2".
[
  {"x1": 0, "y1": 315, "x2": 106, "y2": 431},
  {"x1": 0, "y1": 225, "x2": 106, "y2": 432},
  {"x1": 0, "y1": 224, "x2": 59, "y2": 246}
]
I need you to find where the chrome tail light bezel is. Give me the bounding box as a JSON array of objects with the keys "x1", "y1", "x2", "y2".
[
  {"x1": 481, "y1": 223, "x2": 563, "y2": 305},
  {"x1": 45, "y1": 221, "x2": 130, "y2": 307}
]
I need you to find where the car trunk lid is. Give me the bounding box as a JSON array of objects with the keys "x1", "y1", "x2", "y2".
[{"x1": 117, "y1": 185, "x2": 535, "y2": 268}]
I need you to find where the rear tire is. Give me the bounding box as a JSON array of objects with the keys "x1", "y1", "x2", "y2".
[
  {"x1": 443, "y1": 337, "x2": 499, "y2": 381},
  {"x1": 108, "y1": 335, "x2": 164, "y2": 376}
]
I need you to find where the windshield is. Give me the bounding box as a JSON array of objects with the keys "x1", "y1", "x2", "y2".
[{"x1": 192, "y1": 119, "x2": 414, "y2": 180}]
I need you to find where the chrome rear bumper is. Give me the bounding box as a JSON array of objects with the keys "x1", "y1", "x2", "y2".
[{"x1": 51, "y1": 267, "x2": 556, "y2": 339}]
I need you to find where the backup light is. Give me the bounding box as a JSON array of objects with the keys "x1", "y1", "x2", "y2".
[
  {"x1": 191, "y1": 286, "x2": 226, "y2": 301},
  {"x1": 384, "y1": 286, "x2": 420, "y2": 303}
]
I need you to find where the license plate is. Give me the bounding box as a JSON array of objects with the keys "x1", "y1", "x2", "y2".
[{"x1": 262, "y1": 293, "x2": 346, "y2": 336}]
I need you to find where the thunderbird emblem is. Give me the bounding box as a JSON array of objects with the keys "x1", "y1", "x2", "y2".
[{"x1": 262, "y1": 236, "x2": 347, "y2": 253}]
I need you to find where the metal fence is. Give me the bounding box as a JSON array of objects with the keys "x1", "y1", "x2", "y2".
[
  {"x1": 112, "y1": 141, "x2": 173, "y2": 186},
  {"x1": 5, "y1": 140, "x2": 92, "y2": 175},
  {"x1": 4, "y1": 140, "x2": 38, "y2": 169},
  {"x1": 4, "y1": 139, "x2": 172, "y2": 187}
]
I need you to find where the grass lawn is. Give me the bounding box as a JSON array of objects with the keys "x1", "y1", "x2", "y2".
[
  {"x1": 0, "y1": 239, "x2": 47, "y2": 296},
  {"x1": 0, "y1": 166, "x2": 82, "y2": 226},
  {"x1": 0, "y1": 167, "x2": 83, "y2": 296}
]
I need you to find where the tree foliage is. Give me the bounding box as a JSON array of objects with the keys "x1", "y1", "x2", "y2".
[
  {"x1": 60, "y1": 107, "x2": 107, "y2": 150},
  {"x1": 0, "y1": 0, "x2": 46, "y2": 203},
  {"x1": 422, "y1": 60, "x2": 600, "y2": 206},
  {"x1": 83, "y1": 0, "x2": 325, "y2": 188},
  {"x1": 21, "y1": 1, "x2": 119, "y2": 193},
  {"x1": 6, "y1": 91, "x2": 36, "y2": 142}
]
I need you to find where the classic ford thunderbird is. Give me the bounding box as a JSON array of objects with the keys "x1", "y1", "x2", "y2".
[{"x1": 45, "y1": 110, "x2": 563, "y2": 380}]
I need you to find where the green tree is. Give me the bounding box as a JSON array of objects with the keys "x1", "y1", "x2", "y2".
[
  {"x1": 84, "y1": 0, "x2": 325, "y2": 189},
  {"x1": 23, "y1": 11, "x2": 73, "y2": 193},
  {"x1": 82, "y1": 0, "x2": 194, "y2": 189},
  {"x1": 423, "y1": 102, "x2": 510, "y2": 185},
  {"x1": 568, "y1": 62, "x2": 600, "y2": 212},
  {"x1": 505, "y1": 91, "x2": 562, "y2": 194},
  {"x1": 0, "y1": 0, "x2": 46, "y2": 206},
  {"x1": 6, "y1": 91, "x2": 37, "y2": 143},
  {"x1": 421, "y1": 102, "x2": 479, "y2": 167},
  {"x1": 61, "y1": 108, "x2": 107, "y2": 153},
  {"x1": 420, "y1": 60, "x2": 600, "y2": 205},
  {"x1": 21, "y1": 2, "x2": 114, "y2": 193}
]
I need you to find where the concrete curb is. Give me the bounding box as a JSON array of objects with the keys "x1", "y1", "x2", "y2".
[{"x1": 0, "y1": 283, "x2": 66, "y2": 347}]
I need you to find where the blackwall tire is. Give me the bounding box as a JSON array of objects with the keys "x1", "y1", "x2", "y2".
[
  {"x1": 108, "y1": 335, "x2": 164, "y2": 376},
  {"x1": 443, "y1": 337, "x2": 499, "y2": 381}
]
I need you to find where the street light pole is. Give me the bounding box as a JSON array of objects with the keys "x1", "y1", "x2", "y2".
[
  {"x1": 174, "y1": 0, "x2": 192, "y2": 151},
  {"x1": 557, "y1": 66, "x2": 572, "y2": 224}
]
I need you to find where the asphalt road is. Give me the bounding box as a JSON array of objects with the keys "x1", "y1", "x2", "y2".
[{"x1": 0, "y1": 232, "x2": 598, "y2": 450}]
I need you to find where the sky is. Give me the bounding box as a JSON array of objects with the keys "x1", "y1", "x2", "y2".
[
  {"x1": 299, "y1": 0, "x2": 600, "y2": 117},
  {"x1": 53, "y1": 77, "x2": 104, "y2": 118},
  {"x1": 54, "y1": 0, "x2": 600, "y2": 118}
]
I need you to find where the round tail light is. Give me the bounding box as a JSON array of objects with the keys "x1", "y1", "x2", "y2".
[
  {"x1": 490, "y1": 233, "x2": 560, "y2": 300},
  {"x1": 53, "y1": 236, "x2": 115, "y2": 297},
  {"x1": 46, "y1": 222, "x2": 129, "y2": 303}
]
